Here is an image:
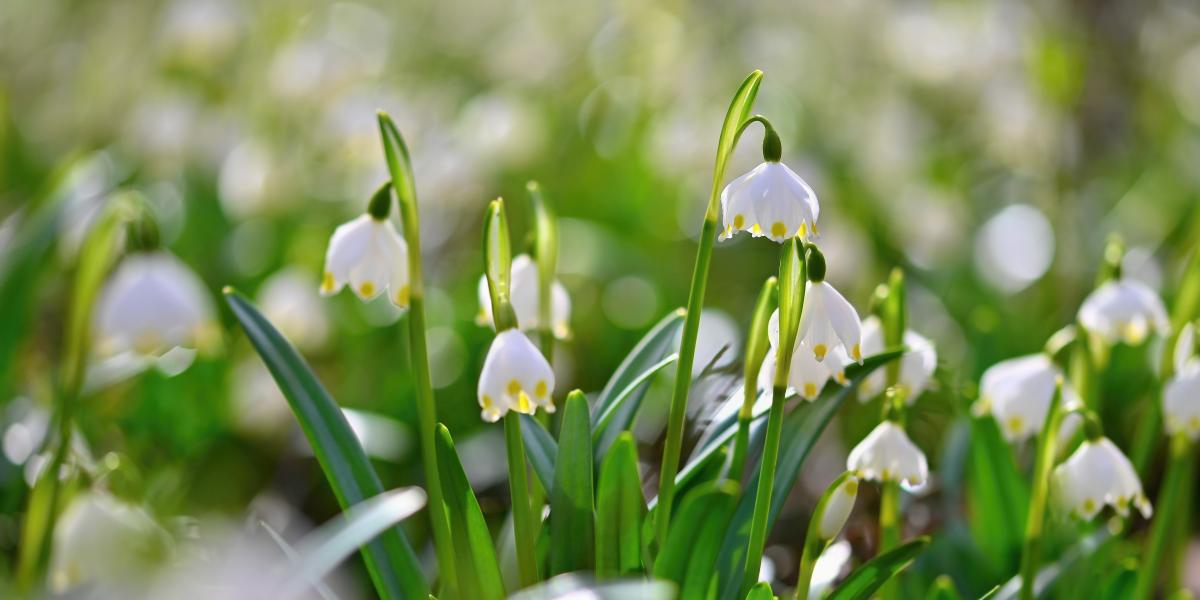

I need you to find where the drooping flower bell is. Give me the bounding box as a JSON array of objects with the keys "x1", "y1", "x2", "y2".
[
  {"x1": 1077, "y1": 276, "x2": 1168, "y2": 345},
  {"x1": 857, "y1": 315, "x2": 937, "y2": 403},
  {"x1": 846, "y1": 420, "x2": 928, "y2": 487},
  {"x1": 719, "y1": 121, "x2": 819, "y2": 242},
  {"x1": 973, "y1": 353, "x2": 1077, "y2": 442},
  {"x1": 477, "y1": 329, "x2": 556, "y2": 422},
  {"x1": 1164, "y1": 323, "x2": 1200, "y2": 439},
  {"x1": 50, "y1": 491, "x2": 167, "y2": 592},
  {"x1": 476, "y1": 254, "x2": 571, "y2": 338},
  {"x1": 761, "y1": 310, "x2": 852, "y2": 400},
  {"x1": 94, "y1": 218, "x2": 217, "y2": 357},
  {"x1": 319, "y1": 185, "x2": 410, "y2": 308},
  {"x1": 1054, "y1": 435, "x2": 1151, "y2": 520},
  {"x1": 796, "y1": 246, "x2": 863, "y2": 364}
]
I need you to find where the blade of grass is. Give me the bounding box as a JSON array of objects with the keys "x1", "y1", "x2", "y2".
[
  {"x1": 521, "y1": 413, "x2": 557, "y2": 491},
  {"x1": 550, "y1": 391, "x2": 595, "y2": 575},
  {"x1": 434, "y1": 424, "x2": 506, "y2": 600},
  {"x1": 651, "y1": 480, "x2": 740, "y2": 598},
  {"x1": 595, "y1": 432, "x2": 646, "y2": 579}
]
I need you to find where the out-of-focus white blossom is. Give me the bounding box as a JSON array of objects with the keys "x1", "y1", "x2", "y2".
[
  {"x1": 973, "y1": 354, "x2": 1078, "y2": 442},
  {"x1": 477, "y1": 329, "x2": 555, "y2": 422},
  {"x1": 320, "y1": 214, "x2": 410, "y2": 307},
  {"x1": 847, "y1": 421, "x2": 928, "y2": 487},
  {"x1": 259, "y1": 268, "x2": 330, "y2": 351},
  {"x1": 1054, "y1": 437, "x2": 1151, "y2": 520},
  {"x1": 94, "y1": 251, "x2": 217, "y2": 358},
  {"x1": 477, "y1": 254, "x2": 570, "y2": 338},
  {"x1": 857, "y1": 315, "x2": 937, "y2": 402},
  {"x1": 50, "y1": 492, "x2": 168, "y2": 592},
  {"x1": 1165, "y1": 323, "x2": 1200, "y2": 439},
  {"x1": 1078, "y1": 277, "x2": 1169, "y2": 345}
]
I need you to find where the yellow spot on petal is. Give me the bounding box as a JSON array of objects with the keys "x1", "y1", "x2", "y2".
[
  {"x1": 321, "y1": 271, "x2": 335, "y2": 293},
  {"x1": 1082, "y1": 498, "x2": 1096, "y2": 514},
  {"x1": 395, "y1": 284, "x2": 410, "y2": 307},
  {"x1": 507, "y1": 380, "x2": 522, "y2": 396},
  {"x1": 1189, "y1": 416, "x2": 1200, "y2": 431},
  {"x1": 517, "y1": 392, "x2": 533, "y2": 414},
  {"x1": 482, "y1": 395, "x2": 494, "y2": 410},
  {"x1": 751, "y1": 223, "x2": 761, "y2": 234},
  {"x1": 359, "y1": 282, "x2": 375, "y2": 297},
  {"x1": 1117, "y1": 496, "x2": 1129, "y2": 510},
  {"x1": 881, "y1": 468, "x2": 892, "y2": 481},
  {"x1": 803, "y1": 382, "x2": 817, "y2": 398},
  {"x1": 771, "y1": 221, "x2": 786, "y2": 238},
  {"x1": 845, "y1": 480, "x2": 859, "y2": 496},
  {"x1": 835, "y1": 372, "x2": 848, "y2": 385},
  {"x1": 733, "y1": 214, "x2": 745, "y2": 229},
  {"x1": 1007, "y1": 416, "x2": 1024, "y2": 434},
  {"x1": 852, "y1": 343, "x2": 862, "y2": 361},
  {"x1": 535, "y1": 380, "x2": 548, "y2": 398},
  {"x1": 813, "y1": 344, "x2": 828, "y2": 360},
  {"x1": 134, "y1": 331, "x2": 162, "y2": 354},
  {"x1": 799, "y1": 222, "x2": 808, "y2": 238}
]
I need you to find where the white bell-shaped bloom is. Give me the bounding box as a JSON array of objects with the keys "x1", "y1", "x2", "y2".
[
  {"x1": 477, "y1": 329, "x2": 555, "y2": 422},
  {"x1": 762, "y1": 310, "x2": 852, "y2": 400},
  {"x1": 817, "y1": 475, "x2": 859, "y2": 541},
  {"x1": 50, "y1": 491, "x2": 167, "y2": 592},
  {"x1": 476, "y1": 254, "x2": 571, "y2": 338},
  {"x1": 320, "y1": 214, "x2": 410, "y2": 307},
  {"x1": 973, "y1": 354, "x2": 1065, "y2": 442},
  {"x1": 94, "y1": 251, "x2": 216, "y2": 357},
  {"x1": 857, "y1": 315, "x2": 937, "y2": 403},
  {"x1": 1054, "y1": 437, "x2": 1151, "y2": 520},
  {"x1": 719, "y1": 162, "x2": 819, "y2": 242},
  {"x1": 797, "y1": 280, "x2": 863, "y2": 364},
  {"x1": 846, "y1": 421, "x2": 928, "y2": 487},
  {"x1": 1078, "y1": 277, "x2": 1168, "y2": 345},
  {"x1": 1165, "y1": 368, "x2": 1200, "y2": 440}
]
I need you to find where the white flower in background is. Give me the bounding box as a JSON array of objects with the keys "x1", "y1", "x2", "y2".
[
  {"x1": 719, "y1": 162, "x2": 819, "y2": 242},
  {"x1": 476, "y1": 254, "x2": 571, "y2": 338},
  {"x1": 477, "y1": 329, "x2": 555, "y2": 422},
  {"x1": 1172, "y1": 322, "x2": 1196, "y2": 374},
  {"x1": 973, "y1": 353, "x2": 1075, "y2": 442},
  {"x1": 817, "y1": 475, "x2": 859, "y2": 541},
  {"x1": 1054, "y1": 437, "x2": 1151, "y2": 520},
  {"x1": 320, "y1": 214, "x2": 410, "y2": 307},
  {"x1": 762, "y1": 310, "x2": 852, "y2": 400},
  {"x1": 797, "y1": 280, "x2": 863, "y2": 364},
  {"x1": 857, "y1": 315, "x2": 937, "y2": 402},
  {"x1": 259, "y1": 267, "x2": 330, "y2": 351},
  {"x1": 1078, "y1": 277, "x2": 1169, "y2": 345},
  {"x1": 1164, "y1": 323, "x2": 1200, "y2": 439},
  {"x1": 847, "y1": 420, "x2": 928, "y2": 487},
  {"x1": 50, "y1": 491, "x2": 168, "y2": 592},
  {"x1": 94, "y1": 251, "x2": 217, "y2": 357}
]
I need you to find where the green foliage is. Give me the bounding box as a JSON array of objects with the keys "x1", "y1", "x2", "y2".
[
  {"x1": 435, "y1": 424, "x2": 506, "y2": 600},
  {"x1": 966, "y1": 416, "x2": 1028, "y2": 577},
  {"x1": 652, "y1": 480, "x2": 740, "y2": 599},
  {"x1": 595, "y1": 432, "x2": 645, "y2": 579},
  {"x1": 827, "y1": 538, "x2": 930, "y2": 600},
  {"x1": 550, "y1": 391, "x2": 596, "y2": 575}
]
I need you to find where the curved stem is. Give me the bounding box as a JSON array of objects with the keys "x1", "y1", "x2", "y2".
[
  {"x1": 793, "y1": 541, "x2": 819, "y2": 600},
  {"x1": 504, "y1": 413, "x2": 540, "y2": 587},
  {"x1": 1018, "y1": 380, "x2": 1065, "y2": 600},
  {"x1": 740, "y1": 384, "x2": 788, "y2": 596}
]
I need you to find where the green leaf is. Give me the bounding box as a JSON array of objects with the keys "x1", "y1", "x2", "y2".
[
  {"x1": 592, "y1": 310, "x2": 685, "y2": 457},
  {"x1": 710, "y1": 70, "x2": 764, "y2": 198},
  {"x1": 595, "y1": 432, "x2": 645, "y2": 579},
  {"x1": 550, "y1": 391, "x2": 595, "y2": 575},
  {"x1": 508, "y1": 574, "x2": 675, "y2": 600},
  {"x1": 826, "y1": 537, "x2": 930, "y2": 600},
  {"x1": 224, "y1": 291, "x2": 427, "y2": 600},
  {"x1": 966, "y1": 416, "x2": 1028, "y2": 575},
  {"x1": 0, "y1": 198, "x2": 61, "y2": 398},
  {"x1": 521, "y1": 413, "x2": 557, "y2": 491},
  {"x1": 745, "y1": 582, "x2": 776, "y2": 600},
  {"x1": 713, "y1": 350, "x2": 903, "y2": 599},
  {"x1": 434, "y1": 425, "x2": 506, "y2": 600},
  {"x1": 652, "y1": 481, "x2": 740, "y2": 599},
  {"x1": 990, "y1": 530, "x2": 1109, "y2": 600}
]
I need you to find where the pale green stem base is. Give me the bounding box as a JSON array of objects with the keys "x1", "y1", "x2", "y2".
[
  {"x1": 504, "y1": 413, "x2": 540, "y2": 587},
  {"x1": 1135, "y1": 435, "x2": 1193, "y2": 600},
  {"x1": 740, "y1": 385, "x2": 787, "y2": 596}
]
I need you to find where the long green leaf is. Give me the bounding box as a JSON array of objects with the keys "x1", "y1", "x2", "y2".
[
  {"x1": 434, "y1": 424, "x2": 506, "y2": 599},
  {"x1": 826, "y1": 537, "x2": 930, "y2": 600},
  {"x1": 652, "y1": 480, "x2": 740, "y2": 598},
  {"x1": 224, "y1": 291, "x2": 427, "y2": 600},
  {"x1": 595, "y1": 432, "x2": 645, "y2": 579},
  {"x1": 966, "y1": 416, "x2": 1028, "y2": 575},
  {"x1": 550, "y1": 391, "x2": 595, "y2": 575},
  {"x1": 745, "y1": 582, "x2": 776, "y2": 600},
  {"x1": 521, "y1": 413, "x2": 557, "y2": 491},
  {"x1": 592, "y1": 310, "x2": 684, "y2": 457},
  {"x1": 713, "y1": 350, "x2": 903, "y2": 599}
]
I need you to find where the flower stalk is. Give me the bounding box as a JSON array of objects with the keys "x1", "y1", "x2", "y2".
[
  {"x1": 730, "y1": 276, "x2": 778, "y2": 481},
  {"x1": 795, "y1": 472, "x2": 858, "y2": 600},
  {"x1": 1134, "y1": 433, "x2": 1193, "y2": 600},
  {"x1": 654, "y1": 69, "x2": 763, "y2": 552},
  {"x1": 376, "y1": 112, "x2": 457, "y2": 594},
  {"x1": 1018, "y1": 378, "x2": 1065, "y2": 600}
]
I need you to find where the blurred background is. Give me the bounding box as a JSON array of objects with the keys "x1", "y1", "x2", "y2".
[{"x1": 1, "y1": 0, "x2": 1199, "y2": 596}]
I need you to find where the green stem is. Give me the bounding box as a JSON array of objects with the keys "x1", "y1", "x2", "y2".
[
  {"x1": 1018, "y1": 380, "x2": 1065, "y2": 600},
  {"x1": 504, "y1": 413, "x2": 540, "y2": 587},
  {"x1": 794, "y1": 541, "x2": 819, "y2": 600},
  {"x1": 729, "y1": 410, "x2": 753, "y2": 482},
  {"x1": 879, "y1": 481, "x2": 901, "y2": 554},
  {"x1": 1135, "y1": 434, "x2": 1193, "y2": 600},
  {"x1": 740, "y1": 384, "x2": 787, "y2": 596}
]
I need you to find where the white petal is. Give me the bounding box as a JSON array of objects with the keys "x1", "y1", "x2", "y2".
[
  {"x1": 322, "y1": 215, "x2": 374, "y2": 294},
  {"x1": 847, "y1": 421, "x2": 928, "y2": 486},
  {"x1": 819, "y1": 282, "x2": 863, "y2": 363},
  {"x1": 1174, "y1": 323, "x2": 1195, "y2": 375},
  {"x1": 789, "y1": 342, "x2": 833, "y2": 400},
  {"x1": 477, "y1": 329, "x2": 556, "y2": 421},
  {"x1": 899, "y1": 330, "x2": 937, "y2": 401},
  {"x1": 1164, "y1": 369, "x2": 1200, "y2": 440},
  {"x1": 94, "y1": 251, "x2": 214, "y2": 357},
  {"x1": 817, "y1": 475, "x2": 858, "y2": 541},
  {"x1": 719, "y1": 166, "x2": 762, "y2": 240}
]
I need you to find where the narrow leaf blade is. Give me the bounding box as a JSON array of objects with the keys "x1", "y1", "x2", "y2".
[
  {"x1": 651, "y1": 481, "x2": 740, "y2": 598},
  {"x1": 595, "y1": 432, "x2": 646, "y2": 578},
  {"x1": 521, "y1": 413, "x2": 557, "y2": 491},
  {"x1": 551, "y1": 391, "x2": 595, "y2": 575},
  {"x1": 435, "y1": 425, "x2": 506, "y2": 600}
]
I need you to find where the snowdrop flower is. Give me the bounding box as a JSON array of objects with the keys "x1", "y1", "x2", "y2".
[
  {"x1": 847, "y1": 420, "x2": 928, "y2": 487},
  {"x1": 476, "y1": 254, "x2": 571, "y2": 338},
  {"x1": 1164, "y1": 323, "x2": 1200, "y2": 439},
  {"x1": 857, "y1": 315, "x2": 937, "y2": 402},
  {"x1": 973, "y1": 354, "x2": 1073, "y2": 442},
  {"x1": 320, "y1": 200, "x2": 410, "y2": 308},
  {"x1": 1054, "y1": 437, "x2": 1151, "y2": 520},
  {"x1": 94, "y1": 251, "x2": 217, "y2": 357},
  {"x1": 1078, "y1": 277, "x2": 1168, "y2": 345},
  {"x1": 762, "y1": 310, "x2": 852, "y2": 400},
  {"x1": 477, "y1": 329, "x2": 555, "y2": 422},
  {"x1": 816, "y1": 475, "x2": 859, "y2": 541},
  {"x1": 797, "y1": 247, "x2": 863, "y2": 364},
  {"x1": 50, "y1": 491, "x2": 168, "y2": 592},
  {"x1": 719, "y1": 124, "x2": 819, "y2": 242}
]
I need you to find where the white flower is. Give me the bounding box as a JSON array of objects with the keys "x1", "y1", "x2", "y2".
[
  {"x1": 1164, "y1": 367, "x2": 1200, "y2": 440},
  {"x1": 857, "y1": 315, "x2": 937, "y2": 402},
  {"x1": 762, "y1": 310, "x2": 852, "y2": 400},
  {"x1": 974, "y1": 354, "x2": 1063, "y2": 442},
  {"x1": 1078, "y1": 277, "x2": 1168, "y2": 345},
  {"x1": 1173, "y1": 322, "x2": 1196, "y2": 375},
  {"x1": 476, "y1": 254, "x2": 571, "y2": 338},
  {"x1": 797, "y1": 280, "x2": 863, "y2": 364},
  {"x1": 477, "y1": 329, "x2": 555, "y2": 422},
  {"x1": 719, "y1": 162, "x2": 819, "y2": 242},
  {"x1": 847, "y1": 421, "x2": 928, "y2": 487},
  {"x1": 817, "y1": 475, "x2": 859, "y2": 541},
  {"x1": 320, "y1": 214, "x2": 410, "y2": 307},
  {"x1": 50, "y1": 491, "x2": 168, "y2": 592},
  {"x1": 1054, "y1": 437, "x2": 1151, "y2": 520},
  {"x1": 94, "y1": 251, "x2": 216, "y2": 357}
]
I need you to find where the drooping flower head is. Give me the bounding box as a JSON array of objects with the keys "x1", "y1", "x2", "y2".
[
  {"x1": 1164, "y1": 323, "x2": 1200, "y2": 439},
  {"x1": 973, "y1": 353, "x2": 1075, "y2": 442},
  {"x1": 320, "y1": 186, "x2": 410, "y2": 308},
  {"x1": 1054, "y1": 436, "x2": 1151, "y2": 520},
  {"x1": 1077, "y1": 277, "x2": 1168, "y2": 345},
  {"x1": 857, "y1": 315, "x2": 937, "y2": 403},
  {"x1": 719, "y1": 122, "x2": 819, "y2": 243},
  {"x1": 94, "y1": 251, "x2": 217, "y2": 357},
  {"x1": 477, "y1": 254, "x2": 571, "y2": 338},
  {"x1": 761, "y1": 310, "x2": 853, "y2": 401},
  {"x1": 477, "y1": 329, "x2": 556, "y2": 422},
  {"x1": 797, "y1": 245, "x2": 863, "y2": 364},
  {"x1": 846, "y1": 420, "x2": 928, "y2": 488}
]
